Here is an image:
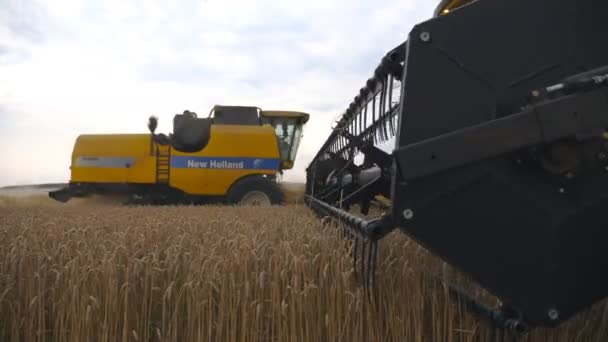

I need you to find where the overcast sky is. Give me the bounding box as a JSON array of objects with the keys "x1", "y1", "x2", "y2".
[{"x1": 0, "y1": 0, "x2": 436, "y2": 187}]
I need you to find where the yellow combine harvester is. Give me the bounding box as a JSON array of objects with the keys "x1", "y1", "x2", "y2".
[{"x1": 49, "y1": 105, "x2": 309, "y2": 205}]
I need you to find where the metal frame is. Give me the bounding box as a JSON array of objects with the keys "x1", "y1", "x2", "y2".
[{"x1": 305, "y1": 0, "x2": 608, "y2": 334}]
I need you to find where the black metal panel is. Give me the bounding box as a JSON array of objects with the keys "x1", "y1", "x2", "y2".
[
  {"x1": 391, "y1": 143, "x2": 608, "y2": 326},
  {"x1": 394, "y1": 87, "x2": 608, "y2": 181},
  {"x1": 305, "y1": 0, "x2": 608, "y2": 331},
  {"x1": 397, "y1": 0, "x2": 608, "y2": 147},
  {"x1": 390, "y1": 0, "x2": 608, "y2": 327}
]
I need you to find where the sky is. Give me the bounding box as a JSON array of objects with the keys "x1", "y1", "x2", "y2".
[{"x1": 0, "y1": 0, "x2": 437, "y2": 187}]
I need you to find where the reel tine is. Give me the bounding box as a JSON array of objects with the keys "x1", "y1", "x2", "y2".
[
  {"x1": 360, "y1": 239, "x2": 367, "y2": 286},
  {"x1": 353, "y1": 237, "x2": 359, "y2": 282},
  {"x1": 357, "y1": 110, "x2": 361, "y2": 135},
  {"x1": 376, "y1": 116, "x2": 383, "y2": 143},
  {"x1": 385, "y1": 111, "x2": 391, "y2": 141},
  {"x1": 383, "y1": 115, "x2": 389, "y2": 142},
  {"x1": 363, "y1": 104, "x2": 368, "y2": 133},
  {"x1": 373, "y1": 96, "x2": 379, "y2": 144},
  {"x1": 390, "y1": 110, "x2": 396, "y2": 137},
  {"x1": 364, "y1": 240, "x2": 372, "y2": 289},
  {"x1": 372, "y1": 96, "x2": 376, "y2": 125},
  {"x1": 388, "y1": 77, "x2": 396, "y2": 136},
  {"x1": 365, "y1": 240, "x2": 376, "y2": 289},
  {"x1": 359, "y1": 108, "x2": 363, "y2": 135},
  {"x1": 368, "y1": 241, "x2": 378, "y2": 289},
  {"x1": 381, "y1": 82, "x2": 389, "y2": 141}
]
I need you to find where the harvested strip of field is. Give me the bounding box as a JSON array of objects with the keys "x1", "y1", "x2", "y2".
[{"x1": 0, "y1": 197, "x2": 606, "y2": 341}]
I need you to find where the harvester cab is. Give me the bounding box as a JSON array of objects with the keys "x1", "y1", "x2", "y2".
[
  {"x1": 204, "y1": 105, "x2": 309, "y2": 170},
  {"x1": 149, "y1": 105, "x2": 309, "y2": 170},
  {"x1": 259, "y1": 111, "x2": 310, "y2": 170}
]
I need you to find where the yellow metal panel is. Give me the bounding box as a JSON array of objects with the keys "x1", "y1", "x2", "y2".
[
  {"x1": 169, "y1": 125, "x2": 280, "y2": 195},
  {"x1": 70, "y1": 134, "x2": 156, "y2": 184},
  {"x1": 68, "y1": 125, "x2": 281, "y2": 197}
]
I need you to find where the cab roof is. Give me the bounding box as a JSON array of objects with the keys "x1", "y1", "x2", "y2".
[{"x1": 261, "y1": 110, "x2": 310, "y2": 123}]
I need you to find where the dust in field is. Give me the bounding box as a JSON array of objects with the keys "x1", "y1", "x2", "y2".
[
  {"x1": 0, "y1": 193, "x2": 128, "y2": 208},
  {"x1": 280, "y1": 181, "x2": 305, "y2": 204},
  {"x1": 0, "y1": 199, "x2": 606, "y2": 341}
]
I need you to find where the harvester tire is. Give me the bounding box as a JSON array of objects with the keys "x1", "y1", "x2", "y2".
[{"x1": 226, "y1": 176, "x2": 285, "y2": 206}]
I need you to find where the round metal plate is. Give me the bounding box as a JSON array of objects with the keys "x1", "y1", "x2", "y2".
[{"x1": 239, "y1": 190, "x2": 272, "y2": 206}]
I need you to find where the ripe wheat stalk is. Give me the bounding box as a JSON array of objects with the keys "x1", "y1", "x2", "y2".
[{"x1": 0, "y1": 196, "x2": 606, "y2": 341}]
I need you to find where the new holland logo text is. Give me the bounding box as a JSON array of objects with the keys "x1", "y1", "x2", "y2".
[
  {"x1": 172, "y1": 156, "x2": 280, "y2": 170},
  {"x1": 187, "y1": 159, "x2": 245, "y2": 169}
]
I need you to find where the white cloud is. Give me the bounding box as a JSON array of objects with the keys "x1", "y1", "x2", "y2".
[{"x1": 0, "y1": 0, "x2": 436, "y2": 186}]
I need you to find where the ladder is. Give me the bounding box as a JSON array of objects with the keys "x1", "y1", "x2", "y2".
[{"x1": 156, "y1": 144, "x2": 171, "y2": 184}]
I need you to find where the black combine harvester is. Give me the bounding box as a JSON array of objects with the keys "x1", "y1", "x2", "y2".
[{"x1": 305, "y1": 0, "x2": 608, "y2": 335}]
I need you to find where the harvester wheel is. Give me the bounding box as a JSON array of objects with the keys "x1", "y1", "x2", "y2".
[{"x1": 227, "y1": 176, "x2": 285, "y2": 206}]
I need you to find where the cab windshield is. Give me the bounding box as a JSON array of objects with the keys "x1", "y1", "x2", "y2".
[{"x1": 261, "y1": 116, "x2": 306, "y2": 168}]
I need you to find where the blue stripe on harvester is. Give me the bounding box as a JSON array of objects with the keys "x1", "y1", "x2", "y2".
[{"x1": 171, "y1": 156, "x2": 281, "y2": 170}]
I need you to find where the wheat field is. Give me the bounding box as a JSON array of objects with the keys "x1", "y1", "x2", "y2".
[{"x1": 0, "y1": 194, "x2": 606, "y2": 341}]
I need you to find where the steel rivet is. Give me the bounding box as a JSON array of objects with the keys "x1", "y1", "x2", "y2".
[
  {"x1": 559, "y1": 188, "x2": 566, "y2": 193},
  {"x1": 548, "y1": 308, "x2": 559, "y2": 321},
  {"x1": 419, "y1": 31, "x2": 431, "y2": 42},
  {"x1": 598, "y1": 152, "x2": 606, "y2": 160},
  {"x1": 403, "y1": 209, "x2": 414, "y2": 220}
]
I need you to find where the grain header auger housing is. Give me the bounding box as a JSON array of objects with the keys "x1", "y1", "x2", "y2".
[{"x1": 305, "y1": 0, "x2": 608, "y2": 334}]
